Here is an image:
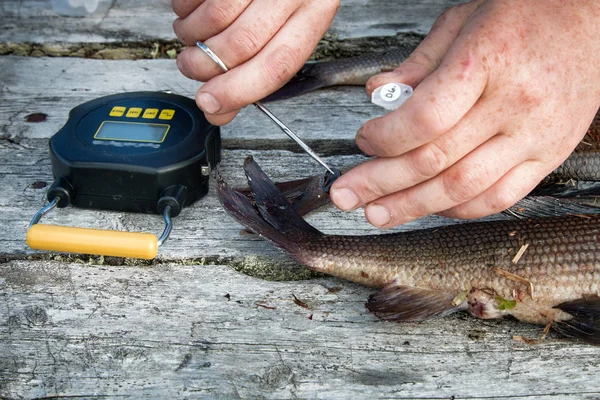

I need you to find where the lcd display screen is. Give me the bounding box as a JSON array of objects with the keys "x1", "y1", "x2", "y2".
[{"x1": 94, "y1": 121, "x2": 169, "y2": 143}]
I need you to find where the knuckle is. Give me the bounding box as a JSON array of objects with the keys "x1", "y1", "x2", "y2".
[
  {"x1": 411, "y1": 143, "x2": 449, "y2": 178},
  {"x1": 326, "y1": 0, "x2": 342, "y2": 15},
  {"x1": 356, "y1": 173, "x2": 389, "y2": 200},
  {"x1": 429, "y1": 3, "x2": 466, "y2": 32},
  {"x1": 220, "y1": 79, "x2": 246, "y2": 109},
  {"x1": 352, "y1": 165, "x2": 400, "y2": 200},
  {"x1": 363, "y1": 177, "x2": 394, "y2": 199},
  {"x1": 435, "y1": 6, "x2": 453, "y2": 24},
  {"x1": 486, "y1": 188, "x2": 521, "y2": 214},
  {"x1": 444, "y1": 205, "x2": 474, "y2": 220},
  {"x1": 172, "y1": 20, "x2": 188, "y2": 43},
  {"x1": 206, "y1": 2, "x2": 238, "y2": 26},
  {"x1": 408, "y1": 103, "x2": 446, "y2": 139},
  {"x1": 172, "y1": 0, "x2": 194, "y2": 17},
  {"x1": 400, "y1": 193, "x2": 428, "y2": 221},
  {"x1": 261, "y1": 44, "x2": 301, "y2": 87},
  {"x1": 312, "y1": 0, "x2": 341, "y2": 20},
  {"x1": 449, "y1": 1, "x2": 472, "y2": 17},
  {"x1": 430, "y1": 7, "x2": 452, "y2": 31},
  {"x1": 230, "y1": 25, "x2": 263, "y2": 59},
  {"x1": 442, "y1": 166, "x2": 487, "y2": 204},
  {"x1": 404, "y1": 49, "x2": 438, "y2": 72}
]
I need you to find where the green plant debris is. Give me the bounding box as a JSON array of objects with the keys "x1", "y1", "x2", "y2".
[
  {"x1": 452, "y1": 290, "x2": 468, "y2": 306},
  {"x1": 495, "y1": 296, "x2": 517, "y2": 311}
]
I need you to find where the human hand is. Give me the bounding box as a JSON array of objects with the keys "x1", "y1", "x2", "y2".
[
  {"x1": 330, "y1": 0, "x2": 600, "y2": 227},
  {"x1": 172, "y1": 0, "x2": 340, "y2": 125}
]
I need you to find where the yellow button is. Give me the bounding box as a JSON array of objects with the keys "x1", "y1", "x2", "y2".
[
  {"x1": 159, "y1": 109, "x2": 176, "y2": 120},
  {"x1": 126, "y1": 108, "x2": 143, "y2": 118},
  {"x1": 109, "y1": 106, "x2": 126, "y2": 117},
  {"x1": 142, "y1": 108, "x2": 159, "y2": 119}
]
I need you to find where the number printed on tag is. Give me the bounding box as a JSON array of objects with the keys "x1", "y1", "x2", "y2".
[
  {"x1": 371, "y1": 82, "x2": 413, "y2": 111},
  {"x1": 380, "y1": 83, "x2": 402, "y2": 102}
]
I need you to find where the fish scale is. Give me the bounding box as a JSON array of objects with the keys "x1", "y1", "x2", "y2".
[
  {"x1": 293, "y1": 215, "x2": 600, "y2": 329},
  {"x1": 300, "y1": 215, "x2": 599, "y2": 285},
  {"x1": 218, "y1": 157, "x2": 600, "y2": 344},
  {"x1": 263, "y1": 47, "x2": 415, "y2": 102}
]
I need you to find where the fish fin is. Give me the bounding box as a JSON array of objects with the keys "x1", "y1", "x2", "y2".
[
  {"x1": 234, "y1": 174, "x2": 332, "y2": 217},
  {"x1": 217, "y1": 157, "x2": 322, "y2": 256},
  {"x1": 503, "y1": 196, "x2": 600, "y2": 219},
  {"x1": 553, "y1": 297, "x2": 600, "y2": 345},
  {"x1": 365, "y1": 282, "x2": 466, "y2": 322},
  {"x1": 532, "y1": 180, "x2": 600, "y2": 198},
  {"x1": 262, "y1": 63, "x2": 327, "y2": 102}
]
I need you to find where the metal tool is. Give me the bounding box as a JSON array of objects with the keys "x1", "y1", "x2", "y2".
[{"x1": 196, "y1": 41, "x2": 335, "y2": 175}]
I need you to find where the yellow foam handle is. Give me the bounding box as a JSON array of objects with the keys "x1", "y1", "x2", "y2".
[{"x1": 26, "y1": 224, "x2": 158, "y2": 259}]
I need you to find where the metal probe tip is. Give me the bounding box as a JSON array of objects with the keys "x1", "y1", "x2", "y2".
[{"x1": 195, "y1": 41, "x2": 335, "y2": 175}]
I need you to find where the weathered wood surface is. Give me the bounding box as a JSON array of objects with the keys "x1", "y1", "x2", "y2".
[
  {"x1": 3, "y1": 260, "x2": 600, "y2": 400},
  {"x1": 0, "y1": 0, "x2": 461, "y2": 43},
  {"x1": 0, "y1": 56, "x2": 380, "y2": 150},
  {"x1": 2, "y1": 0, "x2": 600, "y2": 399}
]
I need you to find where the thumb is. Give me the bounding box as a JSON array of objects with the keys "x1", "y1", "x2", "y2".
[{"x1": 366, "y1": 0, "x2": 485, "y2": 93}]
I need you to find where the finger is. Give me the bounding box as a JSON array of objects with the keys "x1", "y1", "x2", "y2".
[
  {"x1": 172, "y1": 0, "x2": 204, "y2": 19},
  {"x1": 356, "y1": 36, "x2": 490, "y2": 158},
  {"x1": 363, "y1": 133, "x2": 531, "y2": 228},
  {"x1": 173, "y1": 0, "x2": 252, "y2": 45},
  {"x1": 330, "y1": 98, "x2": 501, "y2": 210},
  {"x1": 176, "y1": 0, "x2": 301, "y2": 82},
  {"x1": 202, "y1": 109, "x2": 240, "y2": 126},
  {"x1": 366, "y1": 0, "x2": 485, "y2": 94},
  {"x1": 437, "y1": 160, "x2": 546, "y2": 219},
  {"x1": 194, "y1": 1, "x2": 338, "y2": 119}
]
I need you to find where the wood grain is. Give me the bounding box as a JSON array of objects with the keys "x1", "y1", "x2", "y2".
[
  {"x1": 2, "y1": 1, "x2": 600, "y2": 399},
  {"x1": 0, "y1": 0, "x2": 460, "y2": 43}
]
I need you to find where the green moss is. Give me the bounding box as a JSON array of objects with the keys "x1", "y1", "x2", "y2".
[
  {"x1": 1, "y1": 34, "x2": 425, "y2": 61},
  {"x1": 229, "y1": 255, "x2": 324, "y2": 282}
]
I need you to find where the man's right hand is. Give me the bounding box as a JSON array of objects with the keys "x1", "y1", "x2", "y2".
[{"x1": 172, "y1": 0, "x2": 340, "y2": 126}]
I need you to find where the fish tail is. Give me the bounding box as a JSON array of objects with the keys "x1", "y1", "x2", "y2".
[
  {"x1": 217, "y1": 156, "x2": 323, "y2": 258},
  {"x1": 553, "y1": 298, "x2": 600, "y2": 345},
  {"x1": 262, "y1": 63, "x2": 328, "y2": 102}
]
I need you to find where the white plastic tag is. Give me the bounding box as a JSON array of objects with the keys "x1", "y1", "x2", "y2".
[{"x1": 371, "y1": 83, "x2": 413, "y2": 111}]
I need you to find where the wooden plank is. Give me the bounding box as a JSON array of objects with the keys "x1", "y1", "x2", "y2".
[
  {"x1": 0, "y1": 56, "x2": 383, "y2": 150},
  {"x1": 334, "y1": 0, "x2": 462, "y2": 37},
  {"x1": 3, "y1": 1, "x2": 600, "y2": 397},
  {"x1": 2, "y1": 259, "x2": 600, "y2": 399},
  {"x1": 0, "y1": 0, "x2": 460, "y2": 43},
  {"x1": 2, "y1": 137, "x2": 600, "y2": 399},
  {"x1": 1, "y1": 137, "x2": 464, "y2": 260},
  {"x1": 1, "y1": 0, "x2": 178, "y2": 43}
]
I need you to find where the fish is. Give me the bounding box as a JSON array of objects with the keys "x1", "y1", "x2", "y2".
[
  {"x1": 262, "y1": 46, "x2": 415, "y2": 102},
  {"x1": 218, "y1": 156, "x2": 600, "y2": 345}
]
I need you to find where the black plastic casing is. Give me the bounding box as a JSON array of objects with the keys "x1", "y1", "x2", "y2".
[{"x1": 49, "y1": 92, "x2": 221, "y2": 215}]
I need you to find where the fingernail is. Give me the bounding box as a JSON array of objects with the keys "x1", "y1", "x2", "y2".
[
  {"x1": 366, "y1": 204, "x2": 391, "y2": 227},
  {"x1": 330, "y1": 187, "x2": 360, "y2": 211},
  {"x1": 197, "y1": 92, "x2": 221, "y2": 114},
  {"x1": 366, "y1": 72, "x2": 395, "y2": 92}
]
